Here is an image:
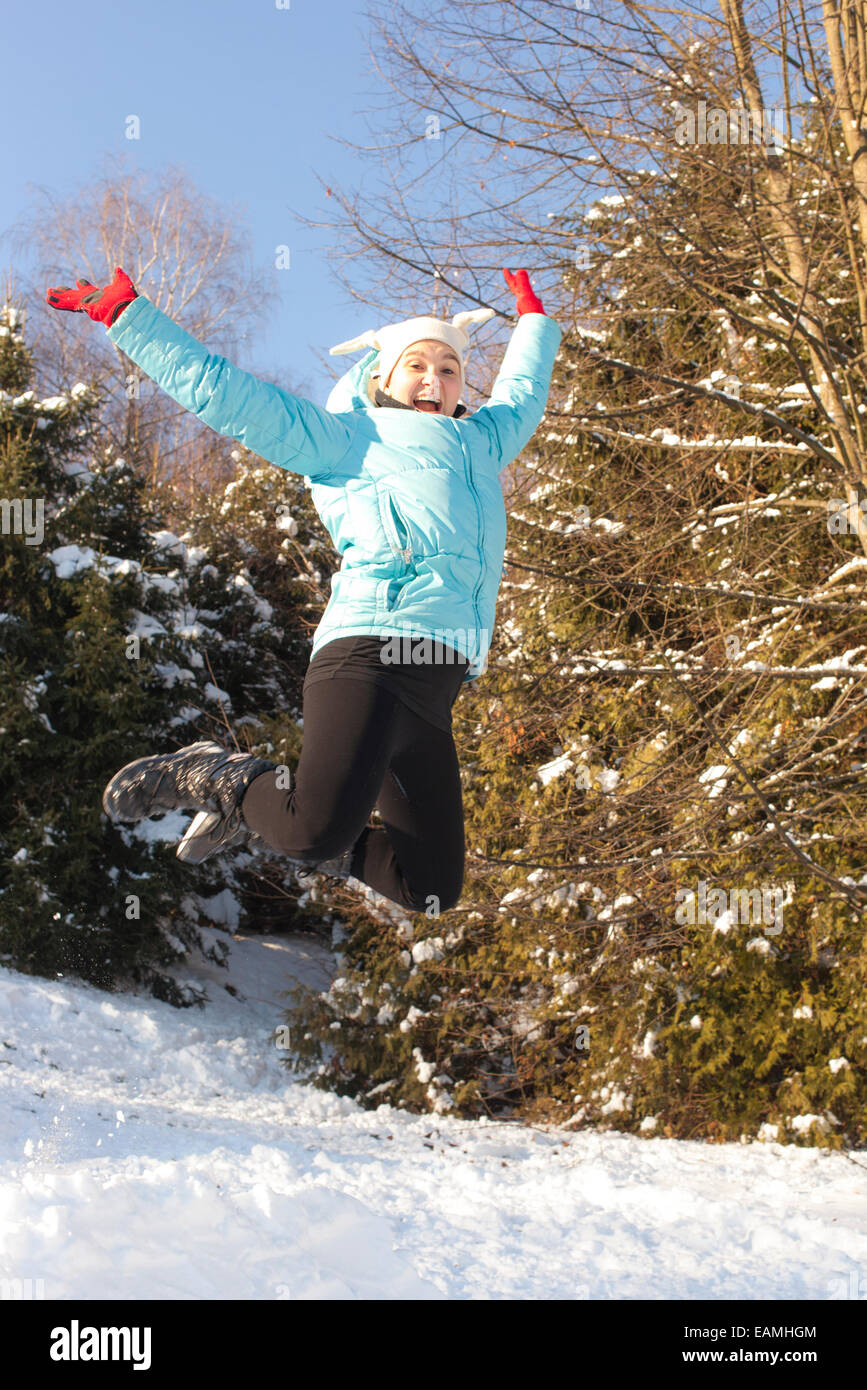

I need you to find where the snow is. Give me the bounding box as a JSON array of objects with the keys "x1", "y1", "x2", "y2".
[
  {"x1": 46, "y1": 544, "x2": 97, "y2": 579},
  {"x1": 204, "y1": 681, "x2": 231, "y2": 706},
  {"x1": 699, "y1": 764, "x2": 730, "y2": 798},
  {"x1": 189, "y1": 890, "x2": 242, "y2": 930},
  {"x1": 153, "y1": 662, "x2": 196, "y2": 689},
  {"x1": 228, "y1": 572, "x2": 273, "y2": 621},
  {"x1": 45, "y1": 547, "x2": 206, "y2": 615},
  {"x1": 149, "y1": 530, "x2": 187, "y2": 558},
  {"x1": 536, "y1": 752, "x2": 573, "y2": 786},
  {"x1": 410, "y1": 937, "x2": 444, "y2": 964},
  {"x1": 790, "y1": 1114, "x2": 830, "y2": 1136},
  {"x1": 2, "y1": 940, "x2": 867, "y2": 1300},
  {"x1": 125, "y1": 809, "x2": 191, "y2": 845},
  {"x1": 129, "y1": 612, "x2": 168, "y2": 640},
  {"x1": 746, "y1": 936, "x2": 777, "y2": 957}
]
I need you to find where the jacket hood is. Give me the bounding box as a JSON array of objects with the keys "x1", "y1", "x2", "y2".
[{"x1": 325, "y1": 348, "x2": 379, "y2": 413}]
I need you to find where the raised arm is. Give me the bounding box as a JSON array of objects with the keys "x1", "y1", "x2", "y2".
[
  {"x1": 46, "y1": 267, "x2": 354, "y2": 481},
  {"x1": 465, "y1": 268, "x2": 562, "y2": 473}
]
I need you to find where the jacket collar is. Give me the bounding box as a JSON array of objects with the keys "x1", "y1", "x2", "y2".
[{"x1": 373, "y1": 386, "x2": 467, "y2": 419}]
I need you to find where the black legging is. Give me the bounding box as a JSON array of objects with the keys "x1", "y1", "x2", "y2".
[{"x1": 240, "y1": 676, "x2": 465, "y2": 912}]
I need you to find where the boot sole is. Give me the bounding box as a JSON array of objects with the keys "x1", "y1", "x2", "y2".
[{"x1": 176, "y1": 810, "x2": 249, "y2": 863}]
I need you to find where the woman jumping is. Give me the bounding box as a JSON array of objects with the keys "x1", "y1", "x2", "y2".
[{"x1": 46, "y1": 264, "x2": 561, "y2": 912}]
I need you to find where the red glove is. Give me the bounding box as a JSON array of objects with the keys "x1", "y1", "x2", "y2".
[
  {"x1": 503, "y1": 267, "x2": 545, "y2": 316},
  {"x1": 46, "y1": 266, "x2": 138, "y2": 327}
]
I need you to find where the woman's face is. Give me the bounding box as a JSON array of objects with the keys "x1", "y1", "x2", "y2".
[{"x1": 384, "y1": 339, "x2": 462, "y2": 417}]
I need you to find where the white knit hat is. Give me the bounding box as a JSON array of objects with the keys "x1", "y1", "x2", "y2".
[{"x1": 329, "y1": 307, "x2": 496, "y2": 393}]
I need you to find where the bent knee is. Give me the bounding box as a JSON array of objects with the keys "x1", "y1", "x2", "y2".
[
  {"x1": 292, "y1": 836, "x2": 354, "y2": 863},
  {"x1": 406, "y1": 877, "x2": 463, "y2": 915}
]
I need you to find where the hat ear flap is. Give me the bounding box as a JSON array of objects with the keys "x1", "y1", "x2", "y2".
[
  {"x1": 451, "y1": 307, "x2": 496, "y2": 333},
  {"x1": 329, "y1": 329, "x2": 381, "y2": 356}
]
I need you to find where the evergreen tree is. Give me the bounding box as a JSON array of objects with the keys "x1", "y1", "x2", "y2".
[{"x1": 0, "y1": 298, "x2": 242, "y2": 1003}]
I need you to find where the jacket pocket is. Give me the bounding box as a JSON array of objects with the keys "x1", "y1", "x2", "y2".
[
  {"x1": 375, "y1": 575, "x2": 409, "y2": 614},
  {"x1": 379, "y1": 489, "x2": 413, "y2": 564}
]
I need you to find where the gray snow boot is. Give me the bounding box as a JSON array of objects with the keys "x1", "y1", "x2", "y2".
[{"x1": 101, "y1": 739, "x2": 277, "y2": 863}]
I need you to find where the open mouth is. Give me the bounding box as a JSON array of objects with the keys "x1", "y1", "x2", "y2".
[{"x1": 413, "y1": 397, "x2": 442, "y2": 413}]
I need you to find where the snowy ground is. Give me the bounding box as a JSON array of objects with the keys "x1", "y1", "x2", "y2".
[{"x1": 1, "y1": 932, "x2": 865, "y2": 1301}]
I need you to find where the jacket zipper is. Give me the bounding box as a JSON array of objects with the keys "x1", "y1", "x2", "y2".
[{"x1": 462, "y1": 448, "x2": 486, "y2": 645}]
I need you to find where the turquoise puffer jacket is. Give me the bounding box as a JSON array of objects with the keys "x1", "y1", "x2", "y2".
[{"x1": 106, "y1": 296, "x2": 562, "y2": 683}]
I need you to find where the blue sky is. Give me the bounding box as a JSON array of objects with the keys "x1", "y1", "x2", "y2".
[
  {"x1": 0, "y1": 0, "x2": 389, "y2": 401},
  {"x1": 2, "y1": 1, "x2": 786, "y2": 406}
]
